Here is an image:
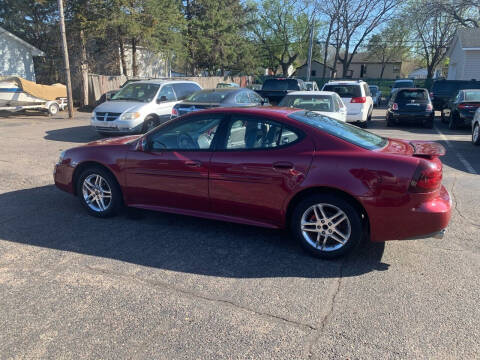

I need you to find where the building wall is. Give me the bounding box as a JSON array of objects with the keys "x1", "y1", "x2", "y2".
[
  {"x1": 463, "y1": 50, "x2": 480, "y2": 80},
  {"x1": 296, "y1": 62, "x2": 332, "y2": 78},
  {"x1": 0, "y1": 35, "x2": 36, "y2": 81},
  {"x1": 447, "y1": 39, "x2": 465, "y2": 80},
  {"x1": 123, "y1": 47, "x2": 167, "y2": 78},
  {"x1": 336, "y1": 62, "x2": 403, "y2": 79}
]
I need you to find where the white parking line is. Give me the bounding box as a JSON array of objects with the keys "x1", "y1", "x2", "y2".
[{"x1": 434, "y1": 125, "x2": 478, "y2": 175}]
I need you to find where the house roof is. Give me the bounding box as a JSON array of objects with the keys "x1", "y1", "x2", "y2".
[
  {"x1": 296, "y1": 60, "x2": 334, "y2": 70},
  {"x1": 457, "y1": 28, "x2": 480, "y2": 49},
  {"x1": 349, "y1": 53, "x2": 402, "y2": 64},
  {"x1": 0, "y1": 25, "x2": 45, "y2": 56}
]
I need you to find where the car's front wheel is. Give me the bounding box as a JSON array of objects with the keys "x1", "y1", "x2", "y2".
[
  {"x1": 77, "y1": 167, "x2": 122, "y2": 217},
  {"x1": 291, "y1": 194, "x2": 363, "y2": 259},
  {"x1": 472, "y1": 123, "x2": 480, "y2": 146}
]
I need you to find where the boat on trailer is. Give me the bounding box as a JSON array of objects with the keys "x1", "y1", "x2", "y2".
[{"x1": 0, "y1": 76, "x2": 67, "y2": 115}]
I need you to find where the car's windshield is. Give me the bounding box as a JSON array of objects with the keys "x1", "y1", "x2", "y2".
[
  {"x1": 262, "y1": 79, "x2": 300, "y2": 91},
  {"x1": 393, "y1": 81, "x2": 414, "y2": 88},
  {"x1": 289, "y1": 110, "x2": 387, "y2": 150},
  {"x1": 186, "y1": 91, "x2": 230, "y2": 103},
  {"x1": 279, "y1": 95, "x2": 334, "y2": 112},
  {"x1": 111, "y1": 83, "x2": 159, "y2": 102},
  {"x1": 464, "y1": 90, "x2": 480, "y2": 101},
  {"x1": 369, "y1": 87, "x2": 378, "y2": 95},
  {"x1": 322, "y1": 84, "x2": 361, "y2": 98}
]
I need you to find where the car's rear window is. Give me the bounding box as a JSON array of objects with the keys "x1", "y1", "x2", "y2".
[
  {"x1": 396, "y1": 90, "x2": 428, "y2": 101},
  {"x1": 262, "y1": 79, "x2": 301, "y2": 91},
  {"x1": 322, "y1": 84, "x2": 361, "y2": 98},
  {"x1": 393, "y1": 81, "x2": 414, "y2": 88},
  {"x1": 289, "y1": 111, "x2": 387, "y2": 150},
  {"x1": 464, "y1": 90, "x2": 480, "y2": 101},
  {"x1": 279, "y1": 95, "x2": 334, "y2": 112},
  {"x1": 186, "y1": 91, "x2": 230, "y2": 103}
]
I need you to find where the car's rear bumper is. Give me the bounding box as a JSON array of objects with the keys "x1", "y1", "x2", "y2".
[
  {"x1": 389, "y1": 111, "x2": 434, "y2": 123},
  {"x1": 365, "y1": 185, "x2": 452, "y2": 242}
]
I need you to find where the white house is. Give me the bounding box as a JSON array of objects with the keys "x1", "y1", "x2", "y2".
[
  {"x1": 122, "y1": 45, "x2": 169, "y2": 78},
  {"x1": 0, "y1": 26, "x2": 44, "y2": 81},
  {"x1": 447, "y1": 28, "x2": 480, "y2": 81}
]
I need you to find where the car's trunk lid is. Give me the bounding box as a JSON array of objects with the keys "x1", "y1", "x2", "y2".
[
  {"x1": 379, "y1": 139, "x2": 445, "y2": 159},
  {"x1": 175, "y1": 102, "x2": 219, "y2": 116}
]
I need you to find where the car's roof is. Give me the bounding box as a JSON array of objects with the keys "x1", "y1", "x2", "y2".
[
  {"x1": 324, "y1": 81, "x2": 363, "y2": 85},
  {"x1": 286, "y1": 91, "x2": 338, "y2": 96},
  {"x1": 190, "y1": 106, "x2": 299, "y2": 117},
  {"x1": 134, "y1": 79, "x2": 200, "y2": 85}
]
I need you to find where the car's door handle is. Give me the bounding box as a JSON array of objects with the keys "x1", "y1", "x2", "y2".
[
  {"x1": 273, "y1": 161, "x2": 294, "y2": 170},
  {"x1": 185, "y1": 160, "x2": 201, "y2": 168}
]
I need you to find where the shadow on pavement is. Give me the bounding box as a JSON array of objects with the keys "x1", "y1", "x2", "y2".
[
  {"x1": 0, "y1": 185, "x2": 389, "y2": 279},
  {"x1": 45, "y1": 125, "x2": 102, "y2": 143}
]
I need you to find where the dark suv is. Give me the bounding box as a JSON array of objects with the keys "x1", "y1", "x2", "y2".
[{"x1": 431, "y1": 79, "x2": 480, "y2": 111}]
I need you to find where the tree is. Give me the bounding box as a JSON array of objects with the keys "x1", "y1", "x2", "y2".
[
  {"x1": 316, "y1": 0, "x2": 342, "y2": 78},
  {"x1": 431, "y1": 0, "x2": 479, "y2": 28},
  {"x1": 366, "y1": 19, "x2": 410, "y2": 78},
  {"x1": 250, "y1": 0, "x2": 312, "y2": 76},
  {"x1": 335, "y1": 0, "x2": 400, "y2": 77},
  {"x1": 406, "y1": 0, "x2": 456, "y2": 79}
]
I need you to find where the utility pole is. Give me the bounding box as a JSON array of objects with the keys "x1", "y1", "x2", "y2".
[
  {"x1": 306, "y1": 22, "x2": 314, "y2": 82},
  {"x1": 57, "y1": 0, "x2": 74, "y2": 118}
]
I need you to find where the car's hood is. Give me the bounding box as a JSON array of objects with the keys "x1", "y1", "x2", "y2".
[
  {"x1": 94, "y1": 100, "x2": 145, "y2": 113},
  {"x1": 86, "y1": 135, "x2": 142, "y2": 147}
]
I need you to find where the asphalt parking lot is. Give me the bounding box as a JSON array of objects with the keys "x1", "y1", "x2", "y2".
[{"x1": 0, "y1": 108, "x2": 479, "y2": 359}]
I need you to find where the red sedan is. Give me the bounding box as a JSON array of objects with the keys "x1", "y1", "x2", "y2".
[{"x1": 54, "y1": 108, "x2": 451, "y2": 258}]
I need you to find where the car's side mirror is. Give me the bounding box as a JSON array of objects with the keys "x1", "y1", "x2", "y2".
[{"x1": 157, "y1": 95, "x2": 167, "y2": 104}]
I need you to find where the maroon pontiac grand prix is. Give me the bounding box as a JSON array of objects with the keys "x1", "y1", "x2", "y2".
[{"x1": 54, "y1": 108, "x2": 451, "y2": 258}]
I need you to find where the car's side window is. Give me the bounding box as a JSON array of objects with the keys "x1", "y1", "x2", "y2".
[
  {"x1": 148, "y1": 116, "x2": 221, "y2": 151},
  {"x1": 173, "y1": 83, "x2": 202, "y2": 100},
  {"x1": 224, "y1": 116, "x2": 299, "y2": 150},
  {"x1": 248, "y1": 92, "x2": 263, "y2": 104},
  {"x1": 157, "y1": 85, "x2": 177, "y2": 101},
  {"x1": 333, "y1": 96, "x2": 340, "y2": 112}
]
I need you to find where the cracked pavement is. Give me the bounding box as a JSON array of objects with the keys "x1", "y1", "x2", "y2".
[{"x1": 0, "y1": 109, "x2": 479, "y2": 359}]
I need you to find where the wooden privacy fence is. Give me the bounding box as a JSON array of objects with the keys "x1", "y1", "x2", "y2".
[{"x1": 86, "y1": 74, "x2": 253, "y2": 106}]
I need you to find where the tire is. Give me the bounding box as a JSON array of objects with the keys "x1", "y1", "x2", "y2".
[
  {"x1": 48, "y1": 102, "x2": 59, "y2": 115},
  {"x1": 473, "y1": 123, "x2": 480, "y2": 146},
  {"x1": 142, "y1": 115, "x2": 157, "y2": 133},
  {"x1": 367, "y1": 107, "x2": 373, "y2": 122},
  {"x1": 291, "y1": 194, "x2": 363, "y2": 259},
  {"x1": 441, "y1": 110, "x2": 448, "y2": 123},
  {"x1": 423, "y1": 119, "x2": 434, "y2": 128},
  {"x1": 76, "y1": 166, "x2": 122, "y2": 218},
  {"x1": 386, "y1": 115, "x2": 394, "y2": 127},
  {"x1": 448, "y1": 111, "x2": 459, "y2": 130}
]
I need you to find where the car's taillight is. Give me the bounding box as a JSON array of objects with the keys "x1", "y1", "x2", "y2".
[
  {"x1": 458, "y1": 103, "x2": 480, "y2": 109},
  {"x1": 426, "y1": 103, "x2": 433, "y2": 111},
  {"x1": 351, "y1": 97, "x2": 366, "y2": 103},
  {"x1": 392, "y1": 103, "x2": 398, "y2": 110},
  {"x1": 409, "y1": 159, "x2": 442, "y2": 193},
  {"x1": 172, "y1": 107, "x2": 178, "y2": 116}
]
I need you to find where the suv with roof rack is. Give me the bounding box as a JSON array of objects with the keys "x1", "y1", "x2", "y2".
[{"x1": 321, "y1": 80, "x2": 373, "y2": 127}]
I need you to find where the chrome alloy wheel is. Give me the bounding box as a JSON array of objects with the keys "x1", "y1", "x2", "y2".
[
  {"x1": 82, "y1": 174, "x2": 112, "y2": 212},
  {"x1": 300, "y1": 203, "x2": 352, "y2": 252}
]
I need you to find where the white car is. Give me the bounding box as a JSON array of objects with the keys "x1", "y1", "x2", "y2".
[
  {"x1": 322, "y1": 80, "x2": 374, "y2": 126},
  {"x1": 304, "y1": 81, "x2": 320, "y2": 91},
  {"x1": 91, "y1": 80, "x2": 202, "y2": 134},
  {"x1": 278, "y1": 91, "x2": 347, "y2": 122}
]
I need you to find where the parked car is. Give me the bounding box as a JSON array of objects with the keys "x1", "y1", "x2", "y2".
[
  {"x1": 171, "y1": 88, "x2": 267, "y2": 118},
  {"x1": 278, "y1": 91, "x2": 347, "y2": 122},
  {"x1": 91, "y1": 79, "x2": 202, "y2": 135},
  {"x1": 216, "y1": 82, "x2": 240, "y2": 88},
  {"x1": 432, "y1": 79, "x2": 480, "y2": 112},
  {"x1": 390, "y1": 79, "x2": 415, "y2": 97},
  {"x1": 54, "y1": 107, "x2": 451, "y2": 259},
  {"x1": 386, "y1": 88, "x2": 434, "y2": 128},
  {"x1": 255, "y1": 78, "x2": 306, "y2": 105},
  {"x1": 369, "y1": 85, "x2": 381, "y2": 107},
  {"x1": 97, "y1": 78, "x2": 154, "y2": 105},
  {"x1": 322, "y1": 80, "x2": 373, "y2": 127},
  {"x1": 304, "y1": 81, "x2": 320, "y2": 91},
  {"x1": 472, "y1": 108, "x2": 480, "y2": 145},
  {"x1": 442, "y1": 89, "x2": 480, "y2": 129}
]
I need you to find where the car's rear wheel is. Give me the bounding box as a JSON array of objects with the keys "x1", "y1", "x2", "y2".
[
  {"x1": 77, "y1": 167, "x2": 122, "y2": 217},
  {"x1": 386, "y1": 114, "x2": 394, "y2": 127},
  {"x1": 472, "y1": 123, "x2": 480, "y2": 145},
  {"x1": 449, "y1": 111, "x2": 459, "y2": 130},
  {"x1": 291, "y1": 194, "x2": 363, "y2": 259},
  {"x1": 441, "y1": 110, "x2": 448, "y2": 123}
]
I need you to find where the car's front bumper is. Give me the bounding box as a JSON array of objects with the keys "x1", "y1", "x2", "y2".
[{"x1": 90, "y1": 118, "x2": 143, "y2": 134}]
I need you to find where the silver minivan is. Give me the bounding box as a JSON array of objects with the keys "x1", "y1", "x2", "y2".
[{"x1": 91, "y1": 80, "x2": 202, "y2": 135}]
